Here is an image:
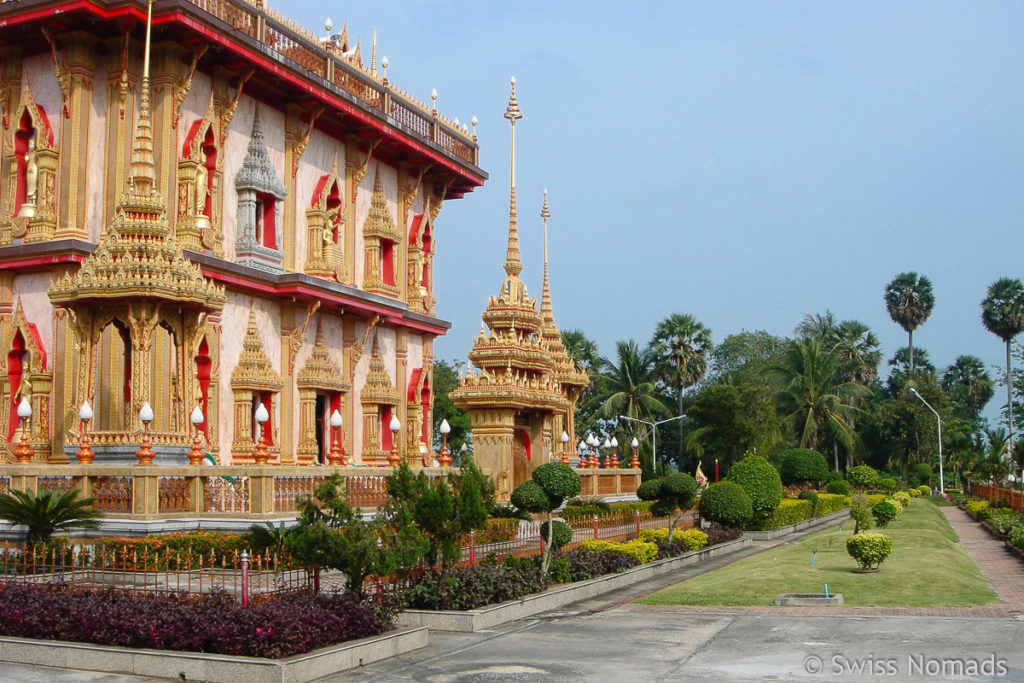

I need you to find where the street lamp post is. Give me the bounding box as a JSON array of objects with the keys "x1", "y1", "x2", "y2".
[
  {"x1": 618, "y1": 414, "x2": 687, "y2": 475},
  {"x1": 909, "y1": 388, "x2": 945, "y2": 494}
]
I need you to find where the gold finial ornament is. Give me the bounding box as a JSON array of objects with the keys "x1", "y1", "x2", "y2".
[
  {"x1": 130, "y1": 0, "x2": 157, "y2": 196},
  {"x1": 503, "y1": 77, "x2": 523, "y2": 278}
]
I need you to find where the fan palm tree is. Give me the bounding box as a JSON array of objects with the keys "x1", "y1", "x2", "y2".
[
  {"x1": 884, "y1": 272, "x2": 935, "y2": 374},
  {"x1": 832, "y1": 320, "x2": 882, "y2": 386},
  {"x1": 941, "y1": 355, "x2": 995, "y2": 415},
  {"x1": 981, "y1": 277, "x2": 1024, "y2": 453},
  {"x1": 650, "y1": 313, "x2": 712, "y2": 459},
  {"x1": 887, "y1": 346, "x2": 936, "y2": 394},
  {"x1": 794, "y1": 310, "x2": 838, "y2": 341},
  {"x1": 765, "y1": 337, "x2": 870, "y2": 461},
  {"x1": 0, "y1": 488, "x2": 103, "y2": 551}
]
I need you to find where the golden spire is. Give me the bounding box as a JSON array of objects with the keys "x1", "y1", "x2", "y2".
[
  {"x1": 502, "y1": 76, "x2": 523, "y2": 277},
  {"x1": 540, "y1": 189, "x2": 554, "y2": 324},
  {"x1": 129, "y1": 0, "x2": 156, "y2": 196},
  {"x1": 370, "y1": 28, "x2": 378, "y2": 74}
]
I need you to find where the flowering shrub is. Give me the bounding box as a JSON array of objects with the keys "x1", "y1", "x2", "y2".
[
  {"x1": 892, "y1": 492, "x2": 911, "y2": 509},
  {"x1": 1009, "y1": 525, "x2": 1024, "y2": 550},
  {"x1": 987, "y1": 509, "x2": 1023, "y2": 535},
  {"x1": 639, "y1": 528, "x2": 708, "y2": 551},
  {"x1": 0, "y1": 584, "x2": 394, "y2": 658},
  {"x1": 580, "y1": 539, "x2": 658, "y2": 564}
]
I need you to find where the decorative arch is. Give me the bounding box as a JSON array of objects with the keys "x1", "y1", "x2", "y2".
[
  {"x1": 176, "y1": 95, "x2": 223, "y2": 255},
  {"x1": 305, "y1": 155, "x2": 344, "y2": 280},
  {"x1": 3, "y1": 79, "x2": 59, "y2": 243},
  {"x1": 235, "y1": 109, "x2": 286, "y2": 273},
  {"x1": 229, "y1": 306, "x2": 283, "y2": 463},
  {"x1": 406, "y1": 212, "x2": 435, "y2": 314},
  {"x1": 295, "y1": 321, "x2": 351, "y2": 463},
  {"x1": 1, "y1": 299, "x2": 52, "y2": 458},
  {"x1": 362, "y1": 168, "x2": 400, "y2": 297},
  {"x1": 359, "y1": 331, "x2": 399, "y2": 465}
]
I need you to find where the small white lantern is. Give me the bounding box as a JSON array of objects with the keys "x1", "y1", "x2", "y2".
[
  {"x1": 190, "y1": 405, "x2": 204, "y2": 427},
  {"x1": 79, "y1": 400, "x2": 94, "y2": 422},
  {"x1": 330, "y1": 409, "x2": 343, "y2": 429},
  {"x1": 139, "y1": 401, "x2": 154, "y2": 424},
  {"x1": 254, "y1": 403, "x2": 269, "y2": 425}
]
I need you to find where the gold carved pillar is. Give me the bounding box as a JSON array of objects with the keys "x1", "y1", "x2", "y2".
[{"x1": 54, "y1": 32, "x2": 96, "y2": 241}]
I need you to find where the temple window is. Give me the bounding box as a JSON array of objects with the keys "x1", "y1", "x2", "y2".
[
  {"x1": 306, "y1": 169, "x2": 344, "y2": 281},
  {"x1": 234, "y1": 110, "x2": 286, "y2": 273},
  {"x1": 14, "y1": 112, "x2": 36, "y2": 214},
  {"x1": 296, "y1": 324, "x2": 350, "y2": 464},
  {"x1": 194, "y1": 337, "x2": 212, "y2": 439},
  {"x1": 5, "y1": 331, "x2": 26, "y2": 441},
  {"x1": 230, "y1": 308, "x2": 284, "y2": 463}
]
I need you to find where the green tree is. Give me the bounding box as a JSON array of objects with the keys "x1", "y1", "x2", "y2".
[
  {"x1": 833, "y1": 320, "x2": 882, "y2": 386},
  {"x1": 651, "y1": 313, "x2": 712, "y2": 461},
  {"x1": 795, "y1": 310, "x2": 838, "y2": 341},
  {"x1": 777, "y1": 448, "x2": 830, "y2": 486},
  {"x1": 698, "y1": 481, "x2": 753, "y2": 528},
  {"x1": 411, "y1": 462, "x2": 494, "y2": 576},
  {"x1": 432, "y1": 359, "x2": 472, "y2": 453},
  {"x1": 0, "y1": 488, "x2": 103, "y2": 551},
  {"x1": 707, "y1": 330, "x2": 788, "y2": 385},
  {"x1": 684, "y1": 383, "x2": 779, "y2": 470},
  {"x1": 884, "y1": 271, "x2": 935, "y2": 374},
  {"x1": 981, "y1": 277, "x2": 1024, "y2": 452},
  {"x1": 636, "y1": 472, "x2": 698, "y2": 539},
  {"x1": 941, "y1": 355, "x2": 994, "y2": 416},
  {"x1": 766, "y1": 337, "x2": 869, "y2": 460},
  {"x1": 886, "y1": 346, "x2": 937, "y2": 394},
  {"x1": 511, "y1": 462, "x2": 581, "y2": 577}
]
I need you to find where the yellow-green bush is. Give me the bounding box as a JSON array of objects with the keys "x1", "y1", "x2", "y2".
[
  {"x1": 638, "y1": 528, "x2": 708, "y2": 551},
  {"x1": 907, "y1": 488, "x2": 920, "y2": 497},
  {"x1": 916, "y1": 485, "x2": 931, "y2": 495},
  {"x1": 865, "y1": 493, "x2": 886, "y2": 507},
  {"x1": 816, "y1": 493, "x2": 851, "y2": 515},
  {"x1": 892, "y1": 492, "x2": 911, "y2": 509},
  {"x1": 580, "y1": 539, "x2": 658, "y2": 564},
  {"x1": 965, "y1": 500, "x2": 991, "y2": 520},
  {"x1": 884, "y1": 496, "x2": 905, "y2": 514}
]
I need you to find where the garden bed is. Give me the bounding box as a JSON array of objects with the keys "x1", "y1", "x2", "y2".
[
  {"x1": 398, "y1": 536, "x2": 751, "y2": 632},
  {"x1": 0, "y1": 627, "x2": 427, "y2": 683}
]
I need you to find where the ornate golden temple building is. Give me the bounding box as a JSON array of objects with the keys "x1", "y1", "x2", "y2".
[
  {"x1": 451, "y1": 81, "x2": 589, "y2": 500},
  {"x1": 0, "y1": 0, "x2": 484, "y2": 467}
]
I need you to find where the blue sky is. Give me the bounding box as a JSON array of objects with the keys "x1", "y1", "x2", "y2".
[{"x1": 291, "y1": 2, "x2": 1024, "y2": 415}]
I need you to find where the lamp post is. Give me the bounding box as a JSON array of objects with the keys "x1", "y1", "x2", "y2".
[
  {"x1": 75, "y1": 400, "x2": 95, "y2": 465},
  {"x1": 13, "y1": 397, "x2": 34, "y2": 463},
  {"x1": 909, "y1": 388, "x2": 945, "y2": 494},
  {"x1": 387, "y1": 414, "x2": 402, "y2": 466},
  {"x1": 715, "y1": 458, "x2": 719, "y2": 483},
  {"x1": 187, "y1": 406, "x2": 205, "y2": 466},
  {"x1": 135, "y1": 401, "x2": 156, "y2": 465},
  {"x1": 619, "y1": 414, "x2": 687, "y2": 475},
  {"x1": 328, "y1": 409, "x2": 345, "y2": 465},
  {"x1": 630, "y1": 437, "x2": 640, "y2": 469},
  {"x1": 610, "y1": 436, "x2": 619, "y2": 468},
  {"x1": 252, "y1": 402, "x2": 270, "y2": 465},
  {"x1": 560, "y1": 430, "x2": 570, "y2": 465},
  {"x1": 438, "y1": 418, "x2": 452, "y2": 468}
]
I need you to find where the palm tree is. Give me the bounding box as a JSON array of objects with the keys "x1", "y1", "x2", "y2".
[
  {"x1": 795, "y1": 310, "x2": 838, "y2": 341},
  {"x1": 650, "y1": 313, "x2": 712, "y2": 459},
  {"x1": 978, "y1": 427, "x2": 1012, "y2": 499},
  {"x1": 765, "y1": 337, "x2": 870, "y2": 466},
  {"x1": 832, "y1": 320, "x2": 882, "y2": 386},
  {"x1": 981, "y1": 277, "x2": 1024, "y2": 454},
  {"x1": 884, "y1": 272, "x2": 935, "y2": 374},
  {"x1": 887, "y1": 346, "x2": 936, "y2": 394},
  {"x1": 561, "y1": 329, "x2": 601, "y2": 375},
  {"x1": 589, "y1": 340, "x2": 670, "y2": 423},
  {"x1": 941, "y1": 355, "x2": 995, "y2": 415},
  {"x1": 0, "y1": 488, "x2": 103, "y2": 551}
]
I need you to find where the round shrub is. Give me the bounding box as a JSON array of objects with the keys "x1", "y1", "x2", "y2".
[
  {"x1": 797, "y1": 490, "x2": 819, "y2": 512},
  {"x1": 917, "y1": 485, "x2": 931, "y2": 495},
  {"x1": 539, "y1": 520, "x2": 572, "y2": 551},
  {"x1": 846, "y1": 532, "x2": 893, "y2": 570},
  {"x1": 826, "y1": 479, "x2": 851, "y2": 495},
  {"x1": 847, "y1": 465, "x2": 878, "y2": 490},
  {"x1": 912, "y1": 463, "x2": 932, "y2": 484},
  {"x1": 699, "y1": 481, "x2": 753, "y2": 529},
  {"x1": 892, "y1": 492, "x2": 911, "y2": 509},
  {"x1": 532, "y1": 462, "x2": 582, "y2": 503},
  {"x1": 824, "y1": 470, "x2": 842, "y2": 483},
  {"x1": 850, "y1": 504, "x2": 873, "y2": 534},
  {"x1": 510, "y1": 480, "x2": 549, "y2": 513},
  {"x1": 726, "y1": 455, "x2": 782, "y2": 520},
  {"x1": 778, "y1": 448, "x2": 830, "y2": 486},
  {"x1": 636, "y1": 479, "x2": 662, "y2": 502},
  {"x1": 871, "y1": 499, "x2": 900, "y2": 528},
  {"x1": 878, "y1": 477, "x2": 900, "y2": 493}
]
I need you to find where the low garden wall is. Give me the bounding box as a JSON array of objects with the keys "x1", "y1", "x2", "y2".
[{"x1": 0, "y1": 627, "x2": 428, "y2": 683}]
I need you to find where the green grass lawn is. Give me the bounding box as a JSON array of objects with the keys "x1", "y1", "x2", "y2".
[{"x1": 637, "y1": 499, "x2": 998, "y2": 607}]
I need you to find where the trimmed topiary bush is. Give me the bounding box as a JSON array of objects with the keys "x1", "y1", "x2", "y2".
[
  {"x1": 636, "y1": 472, "x2": 698, "y2": 539},
  {"x1": 699, "y1": 481, "x2": 753, "y2": 529},
  {"x1": 798, "y1": 489, "x2": 819, "y2": 512},
  {"x1": 878, "y1": 477, "x2": 900, "y2": 493},
  {"x1": 726, "y1": 455, "x2": 782, "y2": 521},
  {"x1": 815, "y1": 493, "x2": 851, "y2": 515},
  {"x1": 826, "y1": 479, "x2": 851, "y2": 495},
  {"x1": 539, "y1": 520, "x2": 572, "y2": 551},
  {"x1": 847, "y1": 465, "x2": 878, "y2": 492},
  {"x1": 965, "y1": 500, "x2": 990, "y2": 520},
  {"x1": 871, "y1": 499, "x2": 900, "y2": 527},
  {"x1": 511, "y1": 462, "x2": 581, "y2": 578},
  {"x1": 846, "y1": 532, "x2": 893, "y2": 570},
  {"x1": 916, "y1": 485, "x2": 931, "y2": 495},
  {"x1": 850, "y1": 504, "x2": 873, "y2": 534},
  {"x1": 580, "y1": 539, "x2": 658, "y2": 564},
  {"x1": 892, "y1": 491, "x2": 911, "y2": 509},
  {"x1": 778, "y1": 448, "x2": 830, "y2": 486},
  {"x1": 765, "y1": 499, "x2": 813, "y2": 528}
]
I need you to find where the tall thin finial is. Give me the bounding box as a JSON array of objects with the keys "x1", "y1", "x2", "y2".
[
  {"x1": 371, "y1": 28, "x2": 378, "y2": 74},
  {"x1": 503, "y1": 76, "x2": 523, "y2": 277},
  {"x1": 129, "y1": 0, "x2": 156, "y2": 195},
  {"x1": 540, "y1": 189, "x2": 553, "y2": 323}
]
